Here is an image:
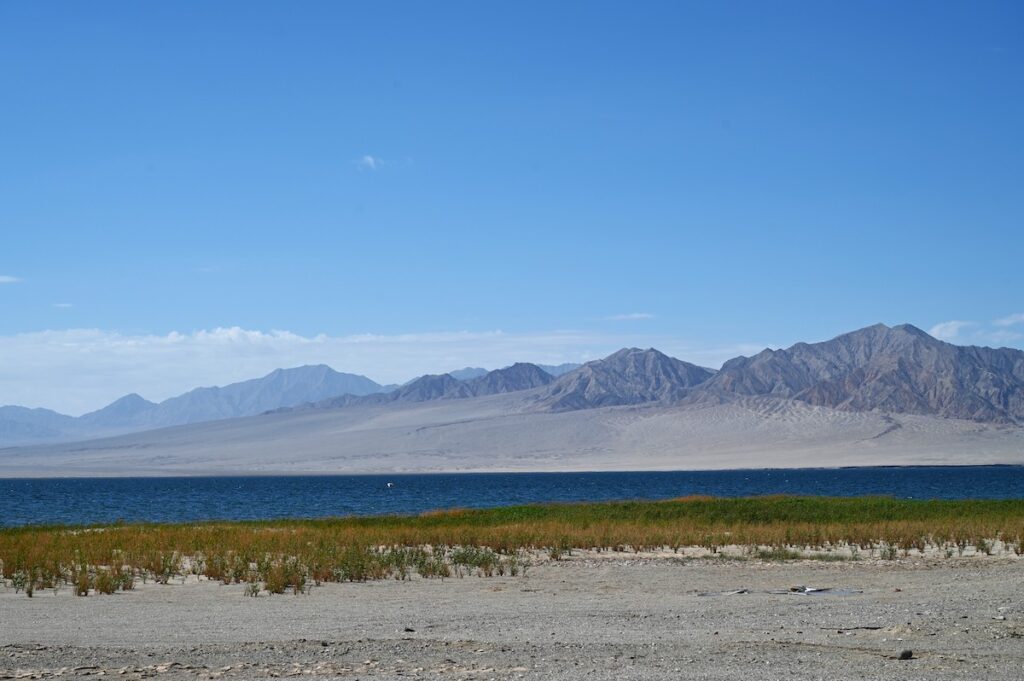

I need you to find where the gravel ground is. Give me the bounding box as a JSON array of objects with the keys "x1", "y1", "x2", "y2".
[{"x1": 2, "y1": 554, "x2": 1023, "y2": 680}]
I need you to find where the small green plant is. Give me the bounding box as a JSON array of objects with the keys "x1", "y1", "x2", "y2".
[
  {"x1": 757, "y1": 548, "x2": 802, "y2": 561},
  {"x1": 450, "y1": 546, "x2": 499, "y2": 576},
  {"x1": 10, "y1": 570, "x2": 27, "y2": 594}
]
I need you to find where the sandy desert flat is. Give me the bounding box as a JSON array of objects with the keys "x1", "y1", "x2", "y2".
[
  {"x1": 3, "y1": 395, "x2": 1023, "y2": 477},
  {"x1": 3, "y1": 553, "x2": 1023, "y2": 680}
]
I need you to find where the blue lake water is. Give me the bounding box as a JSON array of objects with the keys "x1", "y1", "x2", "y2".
[{"x1": 1, "y1": 466, "x2": 1023, "y2": 527}]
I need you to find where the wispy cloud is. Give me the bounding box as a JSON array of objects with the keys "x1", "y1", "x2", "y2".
[
  {"x1": 52, "y1": 303, "x2": 73, "y2": 309},
  {"x1": 0, "y1": 275, "x2": 21, "y2": 284},
  {"x1": 355, "y1": 155, "x2": 381, "y2": 171},
  {"x1": 605, "y1": 312, "x2": 655, "y2": 321},
  {"x1": 994, "y1": 312, "x2": 1024, "y2": 327},
  {"x1": 927, "y1": 314, "x2": 1024, "y2": 346},
  {"x1": 929, "y1": 320, "x2": 975, "y2": 341}
]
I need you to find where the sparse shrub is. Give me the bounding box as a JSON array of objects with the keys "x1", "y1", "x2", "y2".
[
  {"x1": 757, "y1": 548, "x2": 801, "y2": 561},
  {"x1": 94, "y1": 569, "x2": 116, "y2": 595},
  {"x1": 74, "y1": 566, "x2": 91, "y2": 596}
]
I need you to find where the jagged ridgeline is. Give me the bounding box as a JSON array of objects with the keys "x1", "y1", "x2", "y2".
[{"x1": 2, "y1": 323, "x2": 1023, "y2": 454}]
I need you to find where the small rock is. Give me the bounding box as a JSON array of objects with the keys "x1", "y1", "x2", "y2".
[
  {"x1": 404, "y1": 627, "x2": 416, "y2": 633},
  {"x1": 898, "y1": 650, "x2": 913, "y2": 660}
]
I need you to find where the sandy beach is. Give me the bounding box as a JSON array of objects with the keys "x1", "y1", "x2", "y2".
[{"x1": 3, "y1": 553, "x2": 1023, "y2": 680}]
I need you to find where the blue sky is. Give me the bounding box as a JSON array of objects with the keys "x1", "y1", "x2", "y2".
[{"x1": 1, "y1": 2, "x2": 1022, "y2": 413}]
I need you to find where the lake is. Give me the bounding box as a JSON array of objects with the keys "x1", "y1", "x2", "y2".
[{"x1": 2, "y1": 465, "x2": 1023, "y2": 527}]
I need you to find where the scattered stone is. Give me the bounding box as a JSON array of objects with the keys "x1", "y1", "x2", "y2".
[{"x1": 898, "y1": 650, "x2": 913, "y2": 660}]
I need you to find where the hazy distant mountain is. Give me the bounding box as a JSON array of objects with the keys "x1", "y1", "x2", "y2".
[
  {"x1": 536, "y1": 362, "x2": 581, "y2": 377},
  {"x1": 0, "y1": 405, "x2": 80, "y2": 442},
  {"x1": 448, "y1": 367, "x2": 489, "y2": 381},
  {"x1": 147, "y1": 365, "x2": 386, "y2": 427},
  {"x1": 79, "y1": 393, "x2": 159, "y2": 428},
  {"x1": 539, "y1": 348, "x2": 715, "y2": 412},
  {"x1": 697, "y1": 323, "x2": 1024, "y2": 423},
  {"x1": 449, "y1": 364, "x2": 578, "y2": 381},
  {"x1": 0, "y1": 365, "x2": 390, "y2": 446}
]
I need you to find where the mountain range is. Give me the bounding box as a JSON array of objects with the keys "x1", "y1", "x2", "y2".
[
  {"x1": 273, "y1": 323, "x2": 1024, "y2": 423},
  {"x1": 2, "y1": 323, "x2": 1023, "y2": 458},
  {"x1": 692, "y1": 323, "x2": 1024, "y2": 423}
]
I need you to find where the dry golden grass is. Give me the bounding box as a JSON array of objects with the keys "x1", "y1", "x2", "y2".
[{"x1": 2, "y1": 496, "x2": 1023, "y2": 596}]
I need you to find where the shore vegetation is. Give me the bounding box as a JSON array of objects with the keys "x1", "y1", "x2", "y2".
[{"x1": 3, "y1": 496, "x2": 1023, "y2": 596}]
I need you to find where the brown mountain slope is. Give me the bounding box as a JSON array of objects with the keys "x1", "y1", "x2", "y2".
[
  {"x1": 696, "y1": 323, "x2": 1024, "y2": 423},
  {"x1": 539, "y1": 348, "x2": 715, "y2": 412}
]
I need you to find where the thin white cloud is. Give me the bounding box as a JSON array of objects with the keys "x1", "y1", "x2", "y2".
[
  {"x1": 0, "y1": 275, "x2": 21, "y2": 284},
  {"x1": 928, "y1": 320, "x2": 974, "y2": 341},
  {"x1": 52, "y1": 303, "x2": 73, "y2": 309},
  {"x1": 994, "y1": 312, "x2": 1024, "y2": 327},
  {"x1": 355, "y1": 155, "x2": 380, "y2": 171},
  {"x1": 926, "y1": 315, "x2": 1024, "y2": 347},
  {"x1": 986, "y1": 329, "x2": 1024, "y2": 345},
  {"x1": 605, "y1": 312, "x2": 655, "y2": 321}
]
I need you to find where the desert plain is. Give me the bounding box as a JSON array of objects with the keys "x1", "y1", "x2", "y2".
[{"x1": 3, "y1": 551, "x2": 1023, "y2": 681}]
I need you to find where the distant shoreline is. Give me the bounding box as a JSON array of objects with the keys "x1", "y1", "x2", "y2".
[{"x1": 3, "y1": 461, "x2": 1024, "y2": 481}]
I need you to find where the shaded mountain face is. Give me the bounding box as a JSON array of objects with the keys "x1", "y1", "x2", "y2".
[
  {"x1": 449, "y1": 364, "x2": 578, "y2": 381},
  {"x1": 539, "y1": 348, "x2": 715, "y2": 412},
  {"x1": 700, "y1": 324, "x2": 1024, "y2": 423},
  {"x1": 389, "y1": 373, "x2": 474, "y2": 402},
  {"x1": 315, "y1": 363, "x2": 556, "y2": 409},
  {"x1": 466, "y1": 362, "x2": 555, "y2": 396}
]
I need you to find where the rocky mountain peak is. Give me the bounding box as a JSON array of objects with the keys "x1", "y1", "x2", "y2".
[{"x1": 539, "y1": 347, "x2": 715, "y2": 412}]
